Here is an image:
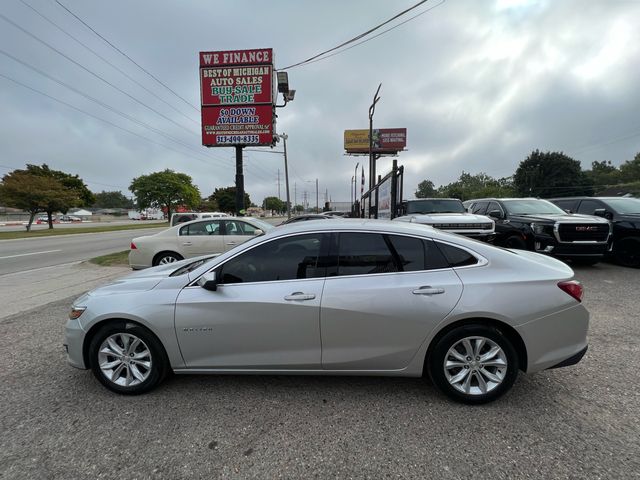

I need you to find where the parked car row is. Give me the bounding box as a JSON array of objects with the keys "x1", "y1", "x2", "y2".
[{"x1": 36, "y1": 214, "x2": 82, "y2": 224}]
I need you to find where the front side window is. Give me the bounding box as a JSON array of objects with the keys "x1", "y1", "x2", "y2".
[
  {"x1": 577, "y1": 200, "x2": 603, "y2": 215},
  {"x1": 179, "y1": 221, "x2": 222, "y2": 236},
  {"x1": 471, "y1": 202, "x2": 489, "y2": 215},
  {"x1": 220, "y1": 234, "x2": 325, "y2": 284}
]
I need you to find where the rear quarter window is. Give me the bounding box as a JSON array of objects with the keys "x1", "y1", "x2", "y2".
[{"x1": 435, "y1": 242, "x2": 479, "y2": 267}]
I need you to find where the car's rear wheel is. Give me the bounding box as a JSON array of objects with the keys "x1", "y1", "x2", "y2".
[
  {"x1": 88, "y1": 323, "x2": 169, "y2": 394},
  {"x1": 153, "y1": 251, "x2": 183, "y2": 266},
  {"x1": 613, "y1": 237, "x2": 640, "y2": 268},
  {"x1": 428, "y1": 325, "x2": 519, "y2": 404}
]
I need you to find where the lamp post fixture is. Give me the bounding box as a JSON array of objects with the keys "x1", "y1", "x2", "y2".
[
  {"x1": 275, "y1": 133, "x2": 292, "y2": 219},
  {"x1": 353, "y1": 161, "x2": 359, "y2": 215}
]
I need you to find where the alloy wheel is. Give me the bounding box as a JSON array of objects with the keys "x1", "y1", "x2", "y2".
[
  {"x1": 444, "y1": 336, "x2": 508, "y2": 395},
  {"x1": 98, "y1": 333, "x2": 153, "y2": 387}
]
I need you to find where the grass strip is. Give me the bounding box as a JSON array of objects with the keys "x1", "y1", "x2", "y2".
[
  {"x1": 88, "y1": 250, "x2": 130, "y2": 267},
  {"x1": 0, "y1": 222, "x2": 168, "y2": 240}
]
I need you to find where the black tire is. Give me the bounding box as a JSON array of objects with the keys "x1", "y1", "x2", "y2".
[
  {"x1": 152, "y1": 251, "x2": 183, "y2": 266},
  {"x1": 88, "y1": 322, "x2": 169, "y2": 395},
  {"x1": 613, "y1": 237, "x2": 640, "y2": 268},
  {"x1": 504, "y1": 235, "x2": 527, "y2": 250},
  {"x1": 428, "y1": 324, "x2": 519, "y2": 404}
]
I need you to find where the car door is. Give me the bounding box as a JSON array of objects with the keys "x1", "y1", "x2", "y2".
[
  {"x1": 222, "y1": 220, "x2": 260, "y2": 251},
  {"x1": 320, "y1": 232, "x2": 463, "y2": 371},
  {"x1": 174, "y1": 233, "x2": 328, "y2": 369},
  {"x1": 177, "y1": 220, "x2": 225, "y2": 257}
]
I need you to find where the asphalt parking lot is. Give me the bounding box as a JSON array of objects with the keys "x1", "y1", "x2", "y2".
[{"x1": 0, "y1": 262, "x2": 638, "y2": 479}]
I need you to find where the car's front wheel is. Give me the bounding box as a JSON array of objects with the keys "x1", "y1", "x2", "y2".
[
  {"x1": 428, "y1": 325, "x2": 519, "y2": 404},
  {"x1": 613, "y1": 237, "x2": 640, "y2": 268},
  {"x1": 88, "y1": 322, "x2": 169, "y2": 394}
]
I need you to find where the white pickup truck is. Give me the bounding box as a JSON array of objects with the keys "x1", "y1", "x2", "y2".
[{"x1": 393, "y1": 198, "x2": 495, "y2": 241}]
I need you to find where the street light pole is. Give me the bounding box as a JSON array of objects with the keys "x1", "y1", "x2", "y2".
[
  {"x1": 316, "y1": 178, "x2": 319, "y2": 213},
  {"x1": 369, "y1": 83, "x2": 382, "y2": 218},
  {"x1": 353, "y1": 161, "x2": 359, "y2": 215},
  {"x1": 279, "y1": 133, "x2": 292, "y2": 219}
]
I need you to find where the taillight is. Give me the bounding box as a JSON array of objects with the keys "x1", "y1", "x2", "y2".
[
  {"x1": 130, "y1": 242, "x2": 137, "y2": 250},
  {"x1": 558, "y1": 280, "x2": 583, "y2": 302}
]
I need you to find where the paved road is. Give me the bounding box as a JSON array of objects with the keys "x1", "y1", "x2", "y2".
[
  {"x1": 0, "y1": 263, "x2": 638, "y2": 479},
  {"x1": 0, "y1": 227, "x2": 164, "y2": 275}
]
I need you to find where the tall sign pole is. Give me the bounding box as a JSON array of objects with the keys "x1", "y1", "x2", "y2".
[
  {"x1": 369, "y1": 83, "x2": 382, "y2": 217},
  {"x1": 199, "y1": 48, "x2": 276, "y2": 215}
]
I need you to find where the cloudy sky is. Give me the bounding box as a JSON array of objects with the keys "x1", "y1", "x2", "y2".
[{"x1": 1, "y1": 0, "x2": 639, "y2": 208}]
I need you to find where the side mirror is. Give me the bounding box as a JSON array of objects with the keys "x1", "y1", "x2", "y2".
[
  {"x1": 254, "y1": 229, "x2": 264, "y2": 236},
  {"x1": 196, "y1": 271, "x2": 218, "y2": 291},
  {"x1": 593, "y1": 208, "x2": 613, "y2": 220},
  {"x1": 488, "y1": 210, "x2": 503, "y2": 220}
]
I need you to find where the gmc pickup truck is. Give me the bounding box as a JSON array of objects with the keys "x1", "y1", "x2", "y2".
[{"x1": 393, "y1": 198, "x2": 495, "y2": 241}]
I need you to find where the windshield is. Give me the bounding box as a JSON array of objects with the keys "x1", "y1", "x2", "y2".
[
  {"x1": 503, "y1": 199, "x2": 566, "y2": 215},
  {"x1": 604, "y1": 198, "x2": 640, "y2": 214},
  {"x1": 407, "y1": 199, "x2": 465, "y2": 214}
]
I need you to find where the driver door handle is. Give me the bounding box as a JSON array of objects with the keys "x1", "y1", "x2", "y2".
[
  {"x1": 412, "y1": 286, "x2": 445, "y2": 295},
  {"x1": 284, "y1": 292, "x2": 316, "y2": 301}
]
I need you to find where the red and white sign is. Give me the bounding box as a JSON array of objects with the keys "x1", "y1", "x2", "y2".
[
  {"x1": 201, "y1": 105, "x2": 273, "y2": 146},
  {"x1": 200, "y1": 48, "x2": 275, "y2": 147},
  {"x1": 200, "y1": 65, "x2": 273, "y2": 106}
]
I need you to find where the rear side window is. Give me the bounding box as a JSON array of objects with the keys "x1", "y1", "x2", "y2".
[
  {"x1": 335, "y1": 233, "x2": 450, "y2": 276},
  {"x1": 553, "y1": 199, "x2": 578, "y2": 213},
  {"x1": 435, "y1": 242, "x2": 479, "y2": 267}
]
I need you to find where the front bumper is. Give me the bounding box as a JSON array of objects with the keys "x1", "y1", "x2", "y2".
[
  {"x1": 64, "y1": 318, "x2": 88, "y2": 369},
  {"x1": 532, "y1": 233, "x2": 608, "y2": 258}
]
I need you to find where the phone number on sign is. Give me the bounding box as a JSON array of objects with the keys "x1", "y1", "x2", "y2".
[{"x1": 216, "y1": 135, "x2": 260, "y2": 144}]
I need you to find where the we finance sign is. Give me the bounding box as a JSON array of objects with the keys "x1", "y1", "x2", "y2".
[{"x1": 199, "y1": 48, "x2": 275, "y2": 147}]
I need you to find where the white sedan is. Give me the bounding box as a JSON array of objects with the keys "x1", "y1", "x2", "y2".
[{"x1": 129, "y1": 217, "x2": 274, "y2": 269}]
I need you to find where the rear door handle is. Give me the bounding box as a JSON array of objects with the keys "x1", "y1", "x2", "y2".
[
  {"x1": 284, "y1": 292, "x2": 316, "y2": 301},
  {"x1": 182, "y1": 242, "x2": 192, "y2": 246},
  {"x1": 412, "y1": 286, "x2": 445, "y2": 295},
  {"x1": 226, "y1": 242, "x2": 237, "y2": 246}
]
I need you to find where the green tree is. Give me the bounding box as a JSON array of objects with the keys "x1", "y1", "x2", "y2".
[
  {"x1": 415, "y1": 180, "x2": 437, "y2": 198},
  {"x1": 92, "y1": 190, "x2": 134, "y2": 209},
  {"x1": 619, "y1": 152, "x2": 640, "y2": 182},
  {"x1": 513, "y1": 150, "x2": 594, "y2": 197},
  {"x1": 25, "y1": 164, "x2": 94, "y2": 228},
  {"x1": 584, "y1": 160, "x2": 621, "y2": 190},
  {"x1": 130, "y1": 169, "x2": 200, "y2": 220},
  {"x1": 209, "y1": 187, "x2": 251, "y2": 214},
  {"x1": 294, "y1": 204, "x2": 304, "y2": 213},
  {"x1": 0, "y1": 170, "x2": 78, "y2": 231},
  {"x1": 198, "y1": 197, "x2": 219, "y2": 212},
  {"x1": 263, "y1": 196, "x2": 285, "y2": 214},
  {"x1": 435, "y1": 172, "x2": 515, "y2": 200}
]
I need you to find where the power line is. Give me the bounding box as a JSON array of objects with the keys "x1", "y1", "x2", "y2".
[
  {"x1": 15, "y1": 0, "x2": 200, "y2": 126},
  {"x1": 296, "y1": 0, "x2": 446, "y2": 69},
  {"x1": 54, "y1": 0, "x2": 200, "y2": 112},
  {"x1": 0, "y1": 11, "x2": 195, "y2": 135},
  {"x1": 0, "y1": 72, "x2": 229, "y2": 170},
  {"x1": 279, "y1": 0, "x2": 439, "y2": 70}
]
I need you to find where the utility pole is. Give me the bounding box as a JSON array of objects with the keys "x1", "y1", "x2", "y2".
[
  {"x1": 369, "y1": 83, "x2": 381, "y2": 218},
  {"x1": 277, "y1": 169, "x2": 281, "y2": 200},
  {"x1": 281, "y1": 134, "x2": 291, "y2": 219},
  {"x1": 294, "y1": 182, "x2": 297, "y2": 210},
  {"x1": 235, "y1": 146, "x2": 245, "y2": 216},
  {"x1": 316, "y1": 178, "x2": 319, "y2": 213}
]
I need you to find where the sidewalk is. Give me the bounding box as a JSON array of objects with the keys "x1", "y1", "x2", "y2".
[{"x1": 0, "y1": 262, "x2": 130, "y2": 320}]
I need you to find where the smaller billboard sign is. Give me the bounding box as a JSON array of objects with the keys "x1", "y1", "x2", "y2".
[
  {"x1": 344, "y1": 128, "x2": 407, "y2": 154},
  {"x1": 202, "y1": 105, "x2": 273, "y2": 146},
  {"x1": 377, "y1": 177, "x2": 392, "y2": 219}
]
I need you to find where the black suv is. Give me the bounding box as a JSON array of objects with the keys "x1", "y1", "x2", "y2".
[
  {"x1": 549, "y1": 197, "x2": 640, "y2": 268},
  {"x1": 464, "y1": 198, "x2": 612, "y2": 265}
]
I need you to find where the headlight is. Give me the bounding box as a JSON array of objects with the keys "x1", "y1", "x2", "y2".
[
  {"x1": 69, "y1": 306, "x2": 86, "y2": 320},
  {"x1": 530, "y1": 223, "x2": 548, "y2": 234}
]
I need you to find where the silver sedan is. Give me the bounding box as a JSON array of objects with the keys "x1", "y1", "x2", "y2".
[{"x1": 65, "y1": 220, "x2": 589, "y2": 404}]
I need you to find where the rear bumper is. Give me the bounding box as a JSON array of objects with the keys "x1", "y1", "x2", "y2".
[
  {"x1": 547, "y1": 345, "x2": 588, "y2": 369},
  {"x1": 516, "y1": 303, "x2": 589, "y2": 373}
]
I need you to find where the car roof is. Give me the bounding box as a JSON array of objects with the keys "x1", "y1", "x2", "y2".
[
  {"x1": 466, "y1": 197, "x2": 547, "y2": 202},
  {"x1": 407, "y1": 198, "x2": 460, "y2": 201}
]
